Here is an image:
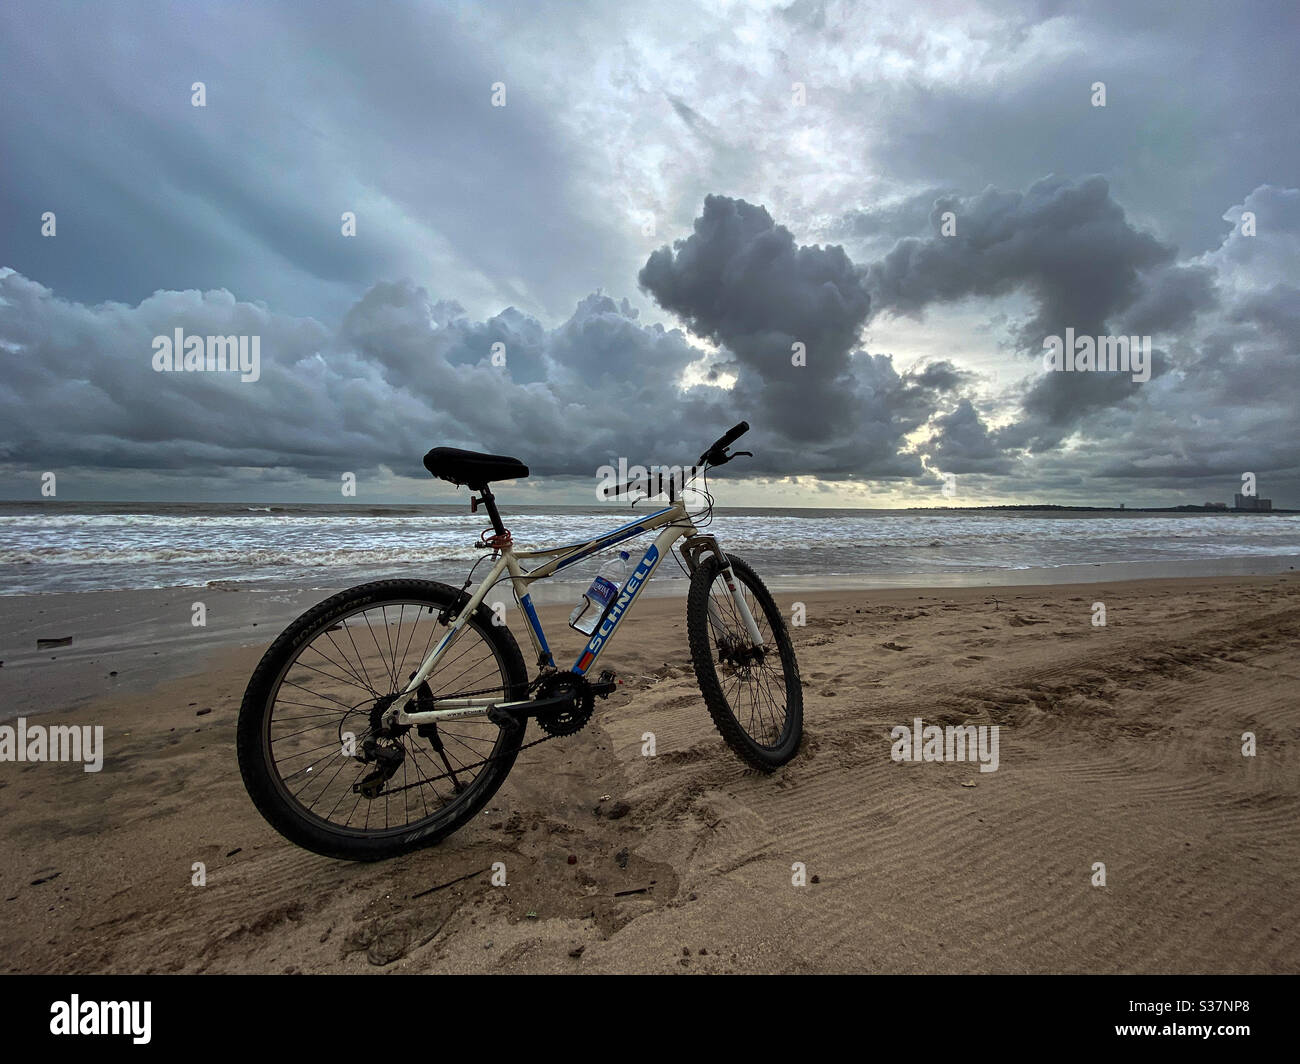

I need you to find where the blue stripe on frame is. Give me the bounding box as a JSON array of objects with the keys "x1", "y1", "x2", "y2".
[
  {"x1": 518, "y1": 593, "x2": 552, "y2": 666},
  {"x1": 550, "y1": 506, "x2": 674, "y2": 572}
]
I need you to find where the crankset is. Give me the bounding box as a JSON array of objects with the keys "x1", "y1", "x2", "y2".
[
  {"x1": 532, "y1": 672, "x2": 596, "y2": 737},
  {"x1": 485, "y1": 669, "x2": 618, "y2": 737}
]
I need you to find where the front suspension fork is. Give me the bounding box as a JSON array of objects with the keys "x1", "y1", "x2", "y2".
[{"x1": 680, "y1": 535, "x2": 764, "y2": 646}]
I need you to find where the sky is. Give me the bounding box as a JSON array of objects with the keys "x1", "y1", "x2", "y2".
[{"x1": 0, "y1": 0, "x2": 1296, "y2": 508}]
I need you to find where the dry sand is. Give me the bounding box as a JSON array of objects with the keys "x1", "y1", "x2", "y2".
[{"x1": 1, "y1": 573, "x2": 1297, "y2": 973}]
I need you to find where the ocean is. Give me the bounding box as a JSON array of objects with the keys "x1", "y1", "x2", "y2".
[{"x1": 1, "y1": 501, "x2": 1298, "y2": 596}]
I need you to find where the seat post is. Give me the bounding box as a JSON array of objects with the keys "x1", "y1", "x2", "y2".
[{"x1": 475, "y1": 485, "x2": 507, "y2": 536}]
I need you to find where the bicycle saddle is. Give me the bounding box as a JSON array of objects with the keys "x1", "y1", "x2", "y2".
[{"x1": 423, "y1": 446, "x2": 529, "y2": 489}]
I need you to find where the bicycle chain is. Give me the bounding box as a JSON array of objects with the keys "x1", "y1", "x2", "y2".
[{"x1": 375, "y1": 729, "x2": 560, "y2": 797}]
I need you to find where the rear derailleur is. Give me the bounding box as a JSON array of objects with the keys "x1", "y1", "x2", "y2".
[{"x1": 352, "y1": 682, "x2": 473, "y2": 800}]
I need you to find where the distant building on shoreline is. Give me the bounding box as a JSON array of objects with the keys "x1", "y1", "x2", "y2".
[
  {"x1": 1234, "y1": 493, "x2": 1272, "y2": 511},
  {"x1": 1203, "y1": 501, "x2": 1228, "y2": 510}
]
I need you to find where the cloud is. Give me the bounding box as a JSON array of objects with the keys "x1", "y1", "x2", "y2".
[
  {"x1": 861, "y1": 175, "x2": 1221, "y2": 449},
  {"x1": 1, "y1": 188, "x2": 975, "y2": 494},
  {"x1": 639, "y1": 195, "x2": 866, "y2": 440},
  {"x1": 0, "y1": 269, "x2": 701, "y2": 483},
  {"x1": 866, "y1": 175, "x2": 1176, "y2": 341},
  {"x1": 0, "y1": 1, "x2": 623, "y2": 324},
  {"x1": 924, "y1": 398, "x2": 1014, "y2": 476},
  {"x1": 2, "y1": 169, "x2": 1297, "y2": 504},
  {"x1": 638, "y1": 194, "x2": 963, "y2": 475},
  {"x1": 2, "y1": 258, "x2": 938, "y2": 491},
  {"x1": 835, "y1": 186, "x2": 959, "y2": 251}
]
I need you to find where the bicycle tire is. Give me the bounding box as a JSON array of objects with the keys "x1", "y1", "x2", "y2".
[
  {"x1": 686, "y1": 554, "x2": 803, "y2": 770},
  {"x1": 237, "y1": 579, "x2": 528, "y2": 861}
]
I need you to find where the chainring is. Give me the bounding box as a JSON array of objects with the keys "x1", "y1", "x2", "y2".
[{"x1": 534, "y1": 672, "x2": 595, "y2": 737}]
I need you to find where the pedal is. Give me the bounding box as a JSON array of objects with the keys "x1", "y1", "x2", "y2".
[{"x1": 591, "y1": 669, "x2": 619, "y2": 699}]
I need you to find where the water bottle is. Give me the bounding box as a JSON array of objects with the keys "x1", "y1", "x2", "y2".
[{"x1": 569, "y1": 551, "x2": 631, "y2": 635}]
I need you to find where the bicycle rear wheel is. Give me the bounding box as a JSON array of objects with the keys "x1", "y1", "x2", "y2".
[
  {"x1": 237, "y1": 579, "x2": 528, "y2": 861},
  {"x1": 686, "y1": 554, "x2": 803, "y2": 770}
]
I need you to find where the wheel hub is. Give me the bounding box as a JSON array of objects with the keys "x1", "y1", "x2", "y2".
[
  {"x1": 717, "y1": 637, "x2": 766, "y2": 668},
  {"x1": 368, "y1": 693, "x2": 407, "y2": 737}
]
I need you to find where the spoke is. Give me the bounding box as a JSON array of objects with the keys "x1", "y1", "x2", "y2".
[
  {"x1": 287, "y1": 654, "x2": 378, "y2": 697},
  {"x1": 380, "y1": 604, "x2": 402, "y2": 692},
  {"x1": 362, "y1": 607, "x2": 395, "y2": 693},
  {"x1": 318, "y1": 630, "x2": 381, "y2": 696},
  {"x1": 394, "y1": 604, "x2": 427, "y2": 685},
  {"x1": 280, "y1": 678, "x2": 363, "y2": 713},
  {"x1": 340, "y1": 618, "x2": 381, "y2": 695},
  {"x1": 706, "y1": 571, "x2": 792, "y2": 748}
]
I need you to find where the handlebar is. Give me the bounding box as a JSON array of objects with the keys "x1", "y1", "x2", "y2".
[
  {"x1": 599, "y1": 422, "x2": 753, "y2": 501},
  {"x1": 600, "y1": 470, "x2": 686, "y2": 499}
]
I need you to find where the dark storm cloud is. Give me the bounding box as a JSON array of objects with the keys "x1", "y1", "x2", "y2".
[
  {"x1": 637, "y1": 184, "x2": 1191, "y2": 463},
  {"x1": 862, "y1": 175, "x2": 1216, "y2": 449},
  {"x1": 0, "y1": 263, "x2": 777, "y2": 498},
  {"x1": 924, "y1": 399, "x2": 1014, "y2": 476},
  {"x1": 637, "y1": 195, "x2": 1009, "y2": 480},
  {"x1": 866, "y1": 176, "x2": 1175, "y2": 341},
  {"x1": 638, "y1": 195, "x2": 872, "y2": 442}
]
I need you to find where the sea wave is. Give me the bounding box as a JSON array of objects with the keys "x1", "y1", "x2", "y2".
[{"x1": 0, "y1": 508, "x2": 1297, "y2": 594}]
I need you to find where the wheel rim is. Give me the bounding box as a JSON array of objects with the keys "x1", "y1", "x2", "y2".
[
  {"x1": 260, "y1": 598, "x2": 514, "y2": 838},
  {"x1": 703, "y1": 570, "x2": 792, "y2": 749}
]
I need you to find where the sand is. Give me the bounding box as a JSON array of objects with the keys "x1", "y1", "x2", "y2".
[{"x1": 1, "y1": 572, "x2": 1297, "y2": 974}]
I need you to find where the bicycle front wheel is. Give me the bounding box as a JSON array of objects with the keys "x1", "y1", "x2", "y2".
[
  {"x1": 237, "y1": 579, "x2": 528, "y2": 861},
  {"x1": 686, "y1": 553, "x2": 803, "y2": 770}
]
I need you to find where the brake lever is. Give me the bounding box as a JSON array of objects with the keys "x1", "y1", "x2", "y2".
[{"x1": 704, "y1": 448, "x2": 752, "y2": 468}]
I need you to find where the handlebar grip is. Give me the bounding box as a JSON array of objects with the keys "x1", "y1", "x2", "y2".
[
  {"x1": 700, "y1": 421, "x2": 751, "y2": 466},
  {"x1": 716, "y1": 421, "x2": 750, "y2": 449}
]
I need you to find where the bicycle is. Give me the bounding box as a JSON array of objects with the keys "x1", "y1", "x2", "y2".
[{"x1": 237, "y1": 422, "x2": 803, "y2": 860}]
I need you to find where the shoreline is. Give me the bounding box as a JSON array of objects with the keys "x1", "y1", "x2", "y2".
[
  {"x1": 2, "y1": 548, "x2": 1295, "y2": 598},
  {"x1": 1, "y1": 555, "x2": 1296, "y2": 723}
]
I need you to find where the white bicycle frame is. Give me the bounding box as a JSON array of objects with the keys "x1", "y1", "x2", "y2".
[{"x1": 390, "y1": 495, "x2": 764, "y2": 726}]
